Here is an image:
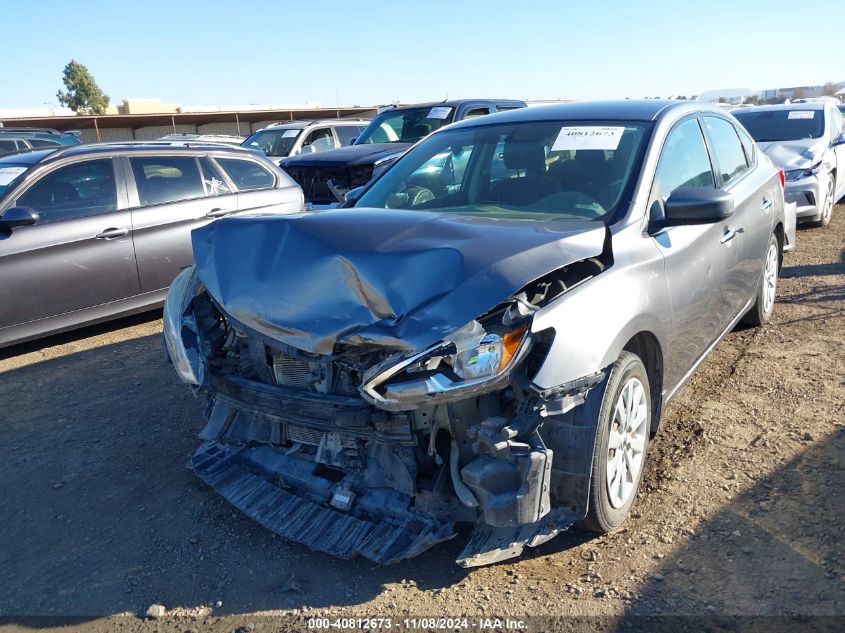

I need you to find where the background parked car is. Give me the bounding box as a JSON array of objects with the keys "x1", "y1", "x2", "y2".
[
  {"x1": 165, "y1": 101, "x2": 787, "y2": 567},
  {"x1": 0, "y1": 127, "x2": 81, "y2": 145},
  {"x1": 241, "y1": 119, "x2": 370, "y2": 164},
  {"x1": 280, "y1": 99, "x2": 526, "y2": 207},
  {"x1": 158, "y1": 133, "x2": 245, "y2": 146},
  {"x1": 733, "y1": 102, "x2": 845, "y2": 227},
  {"x1": 0, "y1": 128, "x2": 82, "y2": 156},
  {"x1": 0, "y1": 143, "x2": 303, "y2": 348}
]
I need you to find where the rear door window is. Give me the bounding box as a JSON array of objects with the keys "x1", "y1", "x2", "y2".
[
  {"x1": 300, "y1": 127, "x2": 336, "y2": 154},
  {"x1": 0, "y1": 140, "x2": 18, "y2": 155},
  {"x1": 129, "y1": 156, "x2": 205, "y2": 206},
  {"x1": 28, "y1": 138, "x2": 63, "y2": 148},
  {"x1": 17, "y1": 159, "x2": 117, "y2": 222},
  {"x1": 702, "y1": 117, "x2": 750, "y2": 187},
  {"x1": 216, "y1": 158, "x2": 275, "y2": 191}
]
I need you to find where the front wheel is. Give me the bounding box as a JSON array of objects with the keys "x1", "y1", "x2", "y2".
[
  {"x1": 579, "y1": 351, "x2": 651, "y2": 533},
  {"x1": 741, "y1": 232, "x2": 779, "y2": 327},
  {"x1": 811, "y1": 176, "x2": 834, "y2": 228}
]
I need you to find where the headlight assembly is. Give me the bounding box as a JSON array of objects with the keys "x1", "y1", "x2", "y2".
[
  {"x1": 784, "y1": 161, "x2": 821, "y2": 182},
  {"x1": 163, "y1": 266, "x2": 206, "y2": 386},
  {"x1": 360, "y1": 319, "x2": 530, "y2": 411}
]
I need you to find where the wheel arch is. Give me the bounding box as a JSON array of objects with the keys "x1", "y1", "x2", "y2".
[{"x1": 621, "y1": 331, "x2": 664, "y2": 437}]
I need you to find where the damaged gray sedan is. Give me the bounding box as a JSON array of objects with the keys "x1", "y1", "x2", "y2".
[{"x1": 163, "y1": 101, "x2": 786, "y2": 567}]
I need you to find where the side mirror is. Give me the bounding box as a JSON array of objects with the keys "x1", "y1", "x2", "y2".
[
  {"x1": 0, "y1": 206, "x2": 39, "y2": 230},
  {"x1": 661, "y1": 187, "x2": 734, "y2": 227},
  {"x1": 348, "y1": 136, "x2": 358, "y2": 145},
  {"x1": 832, "y1": 132, "x2": 845, "y2": 147}
]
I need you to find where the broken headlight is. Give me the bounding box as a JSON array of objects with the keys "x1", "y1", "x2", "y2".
[
  {"x1": 360, "y1": 319, "x2": 530, "y2": 411},
  {"x1": 163, "y1": 266, "x2": 205, "y2": 386}
]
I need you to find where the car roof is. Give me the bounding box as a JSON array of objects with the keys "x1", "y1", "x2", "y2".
[
  {"x1": 443, "y1": 100, "x2": 716, "y2": 131},
  {"x1": 0, "y1": 142, "x2": 262, "y2": 168},
  {"x1": 261, "y1": 119, "x2": 369, "y2": 131},
  {"x1": 734, "y1": 103, "x2": 826, "y2": 113},
  {"x1": 383, "y1": 98, "x2": 526, "y2": 112}
]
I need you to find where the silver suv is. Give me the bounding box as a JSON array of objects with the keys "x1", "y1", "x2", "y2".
[
  {"x1": 0, "y1": 143, "x2": 303, "y2": 347},
  {"x1": 241, "y1": 119, "x2": 370, "y2": 164}
]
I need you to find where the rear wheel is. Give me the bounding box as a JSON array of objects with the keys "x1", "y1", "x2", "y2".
[
  {"x1": 579, "y1": 351, "x2": 651, "y2": 533},
  {"x1": 742, "y1": 232, "x2": 779, "y2": 327}
]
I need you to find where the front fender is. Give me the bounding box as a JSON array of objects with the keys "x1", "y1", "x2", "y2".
[{"x1": 529, "y1": 241, "x2": 670, "y2": 392}]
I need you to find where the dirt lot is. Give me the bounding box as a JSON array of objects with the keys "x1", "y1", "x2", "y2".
[{"x1": 1, "y1": 205, "x2": 843, "y2": 633}]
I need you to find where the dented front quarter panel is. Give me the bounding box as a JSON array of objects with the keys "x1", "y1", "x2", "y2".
[{"x1": 530, "y1": 220, "x2": 671, "y2": 393}]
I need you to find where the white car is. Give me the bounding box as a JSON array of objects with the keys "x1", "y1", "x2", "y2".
[{"x1": 241, "y1": 119, "x2": 370, "y2": 164}]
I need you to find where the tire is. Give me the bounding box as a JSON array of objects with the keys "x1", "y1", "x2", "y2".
[
  {"x1": 578, "y1": 351, "x2": 651, "y2": 533},
  {"x1": 741, "y1": 232, "x2": 779, "y2": 327},
  {"x1": 811, "y1": 176, "x2": 834, "y2": 228}
]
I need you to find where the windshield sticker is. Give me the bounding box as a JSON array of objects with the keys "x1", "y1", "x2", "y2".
[
  {"x1": 282, "y1": 129, "x2": 300, "y2": 137},
  {"x1": 0, "y1": 167, "x2": 27, "y2": 186},
  {"x1": 551, "y1": 126, "x2": 625, "y2": 151},
  {"x1": 427, "y1": 106, "x2": 453, "y2": 120},
  {"x1": 787, "y1": 111, "x2": 815, "y2": 120}
]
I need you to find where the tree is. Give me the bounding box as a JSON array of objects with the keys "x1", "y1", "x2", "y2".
[
  {"x1": 56, "y1": 60, "x2": 109, "y2": 115},
  {"x1": 823, "y1": 82, "x2": 838, "y2": 96}
]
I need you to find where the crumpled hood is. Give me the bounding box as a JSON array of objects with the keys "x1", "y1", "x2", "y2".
[
  {"x1": 191, "y1": 209, "x2": 606, "y2": 355},
  {"x1": 280, "y1": 143, "x2": 412, "y2": 169},
  {"x1": 758, "y1": 138, "x2": 826, "y2": 170}
]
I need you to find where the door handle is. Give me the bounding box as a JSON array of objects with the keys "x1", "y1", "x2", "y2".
[
  {"x1": 205, "y1": 208, "x2": 232, "y2": 218},
  {"x1": 761, "y1": 197, "x2": 773, "y2": 212},
  {"x1": 720, "y1": 226, "x2": 744, "y2": 244},
  {"x1": 95, "y1": 227, "x2": 129, "y2": 240}
]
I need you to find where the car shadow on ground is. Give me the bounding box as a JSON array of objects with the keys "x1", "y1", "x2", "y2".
[
  {"x1": 626, "y1": 426, "x2": 845, "y2": 620},
  {"x1": 0, "y1": 311, "x2": 161, "y2": 362}
]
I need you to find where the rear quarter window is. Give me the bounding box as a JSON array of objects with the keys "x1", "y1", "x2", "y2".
[{"x1": 216, "y1": 158, "x2": 275, "y2": 191}]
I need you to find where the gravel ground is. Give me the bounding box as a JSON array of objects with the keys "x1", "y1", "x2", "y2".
[{"x1": 1, "y1": 205, "x2": 843, "y2": 633}]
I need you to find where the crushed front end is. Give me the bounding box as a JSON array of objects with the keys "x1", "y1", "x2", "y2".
[
  {"x1": 165, "y1": 266, "x2": 605, "y2": 566},
  {"x1": 164, "y1": 209, "x2": 611, "y2": 566}
]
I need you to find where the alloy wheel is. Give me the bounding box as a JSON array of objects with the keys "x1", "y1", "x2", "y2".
[
  {"x1": 762, "y1": 241, "x2": 778, "y2": 316},
  {"x1": 821, "y1": 179, "x2": 834, "y2": 225},
  {"x1": 606, "y1": 377, "x2": 648, "y2": 509}
]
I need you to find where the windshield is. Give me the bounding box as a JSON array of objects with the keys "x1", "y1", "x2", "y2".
[
  {"x1": 733, "y1": 110, "x2": 824, "y2": 142},
  {"x1": 355, "y1": 106, "x2": 456, "y2": 144},
  {"x1": 354, "y1": 120, "x2": 651, "y2": 223},
  {"x1": 0, "y1": 164, "x2": 29, "y2": 198},
  {"x1": 242, "y1": 129, "x2": 302, "y2": 156}
]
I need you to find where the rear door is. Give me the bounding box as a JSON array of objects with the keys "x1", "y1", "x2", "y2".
[
  {"x1": 701, "y1": 115, "x2": 773, "y2": 313},
  {"x1": 298, "y1": 126, "x2": 337, "y2": 155},
  {"x1": 648, "y1": 117, "x2": 736, "y2": 388},
  {"x1": 126, "y1": 153, "x2": 238, "y2": 293},
  {"x1": 0, "y1": 157, "x2": 139, "y2": 328}
]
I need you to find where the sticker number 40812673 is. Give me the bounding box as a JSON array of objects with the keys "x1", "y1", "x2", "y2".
[{"x1": 551, "y1": 126, "x2": 625, "y2": 151}]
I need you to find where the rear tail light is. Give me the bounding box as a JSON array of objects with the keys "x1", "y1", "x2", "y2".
[{"x1": 778, "y1": 169, "x2": 785, "y2": 189}]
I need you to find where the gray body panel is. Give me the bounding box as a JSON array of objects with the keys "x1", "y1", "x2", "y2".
[{"x1": 0, "y1": 145, "x2": 303, "y2": 348}]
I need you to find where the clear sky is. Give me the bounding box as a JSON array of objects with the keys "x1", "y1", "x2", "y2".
[{"x1": 1, "y1": 0, "x2": 842, "y2": 109}]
